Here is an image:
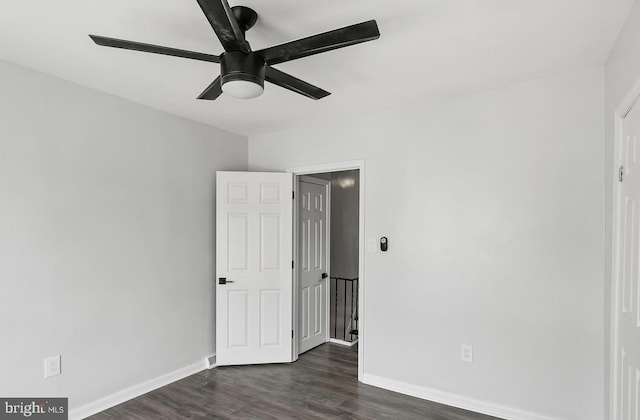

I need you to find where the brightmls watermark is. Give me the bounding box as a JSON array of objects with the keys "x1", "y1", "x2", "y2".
[{"x1": 0, "y1": 399, "x2": 67, "y2": 419}]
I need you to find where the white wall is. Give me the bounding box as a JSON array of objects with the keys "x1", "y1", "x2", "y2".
[
  {"x1": 605, "y1": 3, "x2": 640, "y2": 418},
  {"x1": 0, "y1": 60, "x2": 247, "y2": 412},
  {"x1": 249, "y1": 67, "x2": 604, "y2": 420}
]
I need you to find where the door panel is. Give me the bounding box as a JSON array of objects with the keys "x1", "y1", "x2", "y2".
[
  {"x1": 301, "y1": 287, "x2": 309, "y2": 340},
  {"x1": 227, "y1": 291, "x2": 248, "y2": 348},
  {"x1": 216, "y1": 171, "x2": 293, "y2": 366},
  {"x1": 259, "y1": 290, "x2": 281, "y2": 347},
  {"x1": 615, "y1": 102, "x2": 640, "y2": 420},
  {"x1": 314, "y1": 284, "x2": 322, "y2": 334},
  {"x1": 227, "y1": 214, "x2": 248, "y2": 271},
  {"x1": 298, "y1": 177, "x2": 329, "y2": 354},
  {"x1": 260, "y1": 214, "x2": 280, "y2": 270}
]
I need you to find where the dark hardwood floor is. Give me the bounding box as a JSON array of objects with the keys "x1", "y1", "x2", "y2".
[{"x1": 89, "y1": 343, "x2": 501, "y2": 420}]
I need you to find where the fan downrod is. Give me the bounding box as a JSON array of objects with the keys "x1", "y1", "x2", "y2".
[{"x1": 231, "y1": 6, "x2": 258, "y2": 33}]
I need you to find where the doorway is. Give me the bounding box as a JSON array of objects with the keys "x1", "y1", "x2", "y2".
[{"x1": 290, "y1": 161, "x2": 365, "y2": 379}]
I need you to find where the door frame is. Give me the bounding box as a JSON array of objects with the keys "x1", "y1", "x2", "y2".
[
  {"x1": 297, "y1": 175, "x2": 331, "y2": 354},
  {"x1": 288, "y1": 160, "x2": 366, "y2": 381},
  {"x1": 611, "y1": 76, "x2": 640, "y2": 420}
]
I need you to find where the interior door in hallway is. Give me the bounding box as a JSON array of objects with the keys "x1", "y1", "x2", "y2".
[
  {"x1": 298, "y1": 176, "x2": 330, "y2": 354},
  {"x1": 614, "y1": 100, "x2": 640, "y2": 420},
  {"x1": 216, "y1": 171, "x2": 293, "y2": 366}
]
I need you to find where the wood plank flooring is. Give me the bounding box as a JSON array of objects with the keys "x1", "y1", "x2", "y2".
[{"x1": 89, "y1": 344, "x2": 501, "y2": 419}]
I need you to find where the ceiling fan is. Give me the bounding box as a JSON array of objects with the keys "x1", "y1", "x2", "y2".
[{"x1": 89, "y1": 0, "x2": 380, "y2": 100}]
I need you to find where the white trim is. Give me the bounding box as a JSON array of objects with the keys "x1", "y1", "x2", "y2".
[
  {"x1": 292, "y1": 176, "x2": 300, "y2": 361},
  {"x1": 69, "y1": 360, "x2": 207, "y2": 420},
  {"x1": 329, "y1": 338, "x2": 358, "y2": 347},
  {"x1": 610, "y1": 110, "x2": 622, "y2": 420},
  {"x1": 361, "y1": 374, "x2": 560, "y2": 420},
  {"x1": 288, "y1": 160, "x2": 365, "y2": 381},
  {"x1": 325, "y1": 181, "x2": 331, "y2": 346},
  {"x1": 288, "y1": 160, "x2": 365, "y2": 175}
]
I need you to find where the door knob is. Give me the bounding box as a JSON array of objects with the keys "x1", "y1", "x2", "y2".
[
  {"x1": 219, "y1": 277, "x2": 234, "y2": 285},
  {"x1": 321, "y1": 273, "x2": 328, "y2": 279}
]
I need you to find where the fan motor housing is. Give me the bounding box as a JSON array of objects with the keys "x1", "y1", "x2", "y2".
[{"x1": 220, "y1": 51, "x2": 265, "y2": 88}]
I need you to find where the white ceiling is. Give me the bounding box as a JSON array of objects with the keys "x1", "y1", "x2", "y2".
[{"x1": 0, "y1": 0, "x2": 634, "y2": 137}]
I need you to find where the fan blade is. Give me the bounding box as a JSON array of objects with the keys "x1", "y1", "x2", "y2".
[
  {"x1": 255, "y1": 20, "x2": 379, "y2": 65},
  {"x1": 197, "y1": 76, "x2": 223, "y2": 100},
  {"x1": 196, "y1": 0, "x2": 250, "y2": 53},
  {"x1": 265, "y1": 67, "x2": 330, "y2": 100},
  {"x1": 89, "y1": 35, "x2": 220, "y2": 63}
]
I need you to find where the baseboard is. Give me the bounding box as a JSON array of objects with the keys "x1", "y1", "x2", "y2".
[
  {"x1": 329, "y1": 338, "x2": 358, "y2": 347},
  {"x1": 361, "y1": 374, "x2": 559, "y2": 420},
  {"x1": 69, "y1": 359, "x2": 208, "y2": 420}
]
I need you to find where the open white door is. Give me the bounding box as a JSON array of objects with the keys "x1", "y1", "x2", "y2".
[
  {"x1": 613, "y1": 100, "x2": 640, "y2": 419},
  {"x1": 216, "y1": 171, "x2": 293, "y2": 366},
  {"x1": 298, "y1": 176, "x2": 330, "y2": 354}
]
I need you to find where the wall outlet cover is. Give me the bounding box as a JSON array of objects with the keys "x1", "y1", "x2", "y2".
[
  {"x1": 461, "y1": 345, "x2": 473, "y2": 363},
  {"x1": 44, "y1": 355, "x2": 61, "y2": 378}
]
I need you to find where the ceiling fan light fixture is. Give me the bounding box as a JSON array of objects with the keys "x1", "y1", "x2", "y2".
[
  {"x1": 220, "y1": 51, "x2": 265, "y2": 99},
  {"x1": 222, "y1": 79, "x2": 264, "y2": 99}
]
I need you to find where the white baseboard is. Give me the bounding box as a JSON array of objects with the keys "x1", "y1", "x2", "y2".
[
  {"x1": 69, "y1": 359, "x2": 208, "y2": 420},
  {"x1": 329, "y1": 338, "x2": 358, "y2": 347},
  {"x1": 361, "y1": 373, "x2": 559, "y2": 420}
]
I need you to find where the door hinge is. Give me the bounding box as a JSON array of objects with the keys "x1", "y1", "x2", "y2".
[
  {"x1": 292, "y1": 260, "x2": 294, "y2": 269},
  {"x1": 292, "y1": 330, "x2": 294, "y2": 338},
  {"x1": 292, "y1": 191, "x2": 295, "y2": 199},
  {"x1": 619, "y1": 165, "x2": 625, "y2": 182}
]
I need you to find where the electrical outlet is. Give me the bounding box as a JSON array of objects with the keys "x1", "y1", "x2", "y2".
[
  {"x1": 44, "y1": 355, "x2": 61, "y2": 378},
  {"x1": 461, "y1": 345, "x2": 473, "y2": 363}
]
